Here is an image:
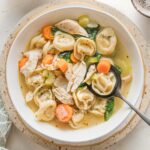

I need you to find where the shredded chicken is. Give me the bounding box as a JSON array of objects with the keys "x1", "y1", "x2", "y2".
[{"x1": 52, "y1": 87, "x2": 74, "y2": 105}]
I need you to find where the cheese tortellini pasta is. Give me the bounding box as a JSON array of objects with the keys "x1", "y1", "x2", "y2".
[
  {"x1": 89, "y1": 98, "x2": 107, "y2": 116},
  {"x1": 53, "y1": 31, "x2": 75, "y2": 52},
  {"x1": 92, "y1": 72, "x2": 116, "y2": 96},
  {"x1": 96, "y1": 28, "x2": 117, "y2": 56},
  {"x1": 35, "y1": 100, "x2": 56, "y2": 121},
  {"x1": 26, "y1": 72, "x2": 44, "y2": 87},
  {"x1": 73, "y1": 86, "x2": 95, "y2": 110},
  {"x1": 74, "y1": 37, "x2": 96, "y2": 60},
  {"x1": 33, "y1": 85, "x2": 54, "y2": 106},
  {"x1": 29, "y1": 34, "x2": 46, "y2": 49},
  {"x1": 69, "y1": 110, "x2": 85, "y2": 129}
]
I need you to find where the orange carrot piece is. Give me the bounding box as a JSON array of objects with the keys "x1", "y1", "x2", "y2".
[
  {"x1": 42, "y1": 54, "x2": 54, "y2": 65},
  {"x1": 19, "y1": 57, "x2": 28, "y2": 69},
  {"x1": 42, "y1": 25, "x2": 54, "y2": 40},
  {"x1": 57, "y1": 59, "x2": 68, "y2": 73},
  {"x1": 56, "y1": 104, "x2": 73, "y2": 123},
  {"x1": 97, "y1": 60, "x2": 111, "y2": 73},
  {"x1": 70, "y1": 53, "x2": 78, "y2": 63}
]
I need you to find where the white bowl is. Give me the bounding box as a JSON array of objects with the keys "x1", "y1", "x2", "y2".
[{"x1": 6, "y1": 6, "x2": 144, "y2": 146}]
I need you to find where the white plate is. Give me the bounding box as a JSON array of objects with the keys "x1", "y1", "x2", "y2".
[{"x1": 6, "y1": 6, "x2": 144, "y2": 146}]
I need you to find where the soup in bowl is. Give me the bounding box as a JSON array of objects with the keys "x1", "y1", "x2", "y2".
[{"x1": 6, "y1": 6, "x2": 144, "y2": 145}]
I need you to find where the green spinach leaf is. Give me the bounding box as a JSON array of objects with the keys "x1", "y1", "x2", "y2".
[
  {"x1": 85, "y1": 25, "x2": 100, "y2": 40},
  {"x1": 78, "y1": 83, "x2": 87, "y2": 89},
  {"x1": 58, "y1": 51, "x2": 72, "y2": 63},
  {"x1": 114, "y1": 65, "x2": 122, "y2": 74},
  {"x1": 104, "y1": 97, "x2": 115, "y2": 121},
  {"x1": 51, "y1": 27, "x2": 60, "y2": 35}
]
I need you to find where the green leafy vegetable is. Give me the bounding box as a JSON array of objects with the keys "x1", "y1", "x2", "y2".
[
  {"x1": 73, "y1": 34, "x2": 87, "y2": 40},
  {"x1": 104, "y1": 97, "x2": 115, "y2": 121},
  {"x1": 52, "y1": 26, "x2": 86, "y2": 40},
  {"x1": 114, "y1": 65, "x2": 122, "y2": 74},
  {"x1": 58, "y1": 52, "x2": 72, "y2": 63},
  {"x1": 85, "y1": 25, "x2": 100, "y2": 40},
  {"x1": 78, "y1": 83, "x2": 87, "y2": 89},
  {"x1": 51, "y1": 27, "x2": 60, "y2": 35},
  {"x1": 95, "y1": 52, "x2": 101, "y2": 60}
]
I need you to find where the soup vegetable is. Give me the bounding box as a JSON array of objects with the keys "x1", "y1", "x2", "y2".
[{"x1": 18, "y1": 15, "x2": 132, "y2": 129}]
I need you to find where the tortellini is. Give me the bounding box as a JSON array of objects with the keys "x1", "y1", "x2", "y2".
[
  {"x1": 55, "y1": 19, "x2": 88, "y2": 37},
  {"x1": 29, "y1": 34, "x2": 46, "y2": 49},
  {"x1": 89, "y1": 98, "x2": 106, "y2": 116},
  {"x1": 73, "y1": 86, "x2": 95, "y2": 110},
  {"x1": 53, "y1": 31, "x2": 75, "y2": 52},
  {"x1": 26, "y1": 73, "x2": 44, "y2": 87},
  {"x1": 92, "y1": 72, "x2": 116, "y2": 96},
  {"x1": 96, "y1": 28, "x2": 117, "y2": 56},
  {"x1": 33, "y1": 85, "x2": 54, "y2": 106},
  {"x1": 74, "y1": 37, "x2": 96, "y2": 60},
  {"x1": 69, "y1": 110, "x2": 85, "y2": 129},
  {"x1": 20, "y1": 50, "x2": 42, "y2": 77},
  {"x1": 35, "y1": 100, "x2": 56, "y2": 121}
]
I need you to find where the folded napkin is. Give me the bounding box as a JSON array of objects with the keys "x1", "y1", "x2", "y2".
[{"x1": 0, "y1": 96, "x2": 12, "y2": 149}]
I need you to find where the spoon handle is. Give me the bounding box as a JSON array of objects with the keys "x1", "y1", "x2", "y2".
[{"x1": 116, "y1": 92, "x2": 150, "y2": 126}]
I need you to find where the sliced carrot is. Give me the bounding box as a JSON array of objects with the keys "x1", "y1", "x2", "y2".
[
  {"x1": 97, "y1": 60, "x2": 111, "y2": 73},
  {"x1": 70, "y1": 53, "x2": 78, "y2": 63},
  {"x1": 56, "y1": 104, "x2": 73, "y2": 123},
  {"x1": 19, "y1": 57, "x2": 28, "y2": 69},
  {"x1": 42, "y1": 54, "x2": 54, "y2": 65},
  {"x1": 57, "y1": 59, "x2": 68, "y2": 73},
  {"x1": 42, "y1": 25, "x2": 54, "y2": 40}
]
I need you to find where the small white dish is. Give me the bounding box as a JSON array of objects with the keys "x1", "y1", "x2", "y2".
[
  {"x1": 132, "y1": 0, "x2": 150, "y2": 17},
  {"x1": 6, "y1": 6, "x2": 144, "y2": 146}
]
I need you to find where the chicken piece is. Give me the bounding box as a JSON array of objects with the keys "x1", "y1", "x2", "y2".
[
  {"x1": 20, "y1": 49, "x2": 42, "y2": 77},
  {"x1": 84, "y1": 64, "x2": 96, "y2": 82},
  {"x1": 65, "y1": 64, "x2": 74, "y2": 92},
  {"x1": 71, "y1": 61, "x2": 87, "y2": 92},
  {"x1": 54, "y1": 76, "x2": 68, "y2": 89},
  {"x1": 52, "y1": 87, "x2": 74, "y2": 105},
  {"x1": 55, "y1": 19, "x2": 88, "y2": 37}
]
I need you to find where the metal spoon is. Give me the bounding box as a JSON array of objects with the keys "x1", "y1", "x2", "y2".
[{"x1": 88, "y1": 66, "x2": 150, "y2": 126}]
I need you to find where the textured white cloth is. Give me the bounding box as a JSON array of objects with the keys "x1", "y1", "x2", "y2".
[{"x1": 0, "y1": 97, "x2": 12, "y2": 149}]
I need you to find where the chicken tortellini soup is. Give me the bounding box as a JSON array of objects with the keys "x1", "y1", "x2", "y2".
[{"x1": 19, "y1": 15, "x2": 132, "y2": 129}]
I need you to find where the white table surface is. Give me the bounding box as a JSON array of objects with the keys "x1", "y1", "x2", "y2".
[{"x1": 0, "y1": 0, "x2": 150, "y2": 150}]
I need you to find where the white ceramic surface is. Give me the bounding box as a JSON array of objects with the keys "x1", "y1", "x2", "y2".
[{"x1": 6, "y1": 6, "x2": 144, "y2": 146}]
